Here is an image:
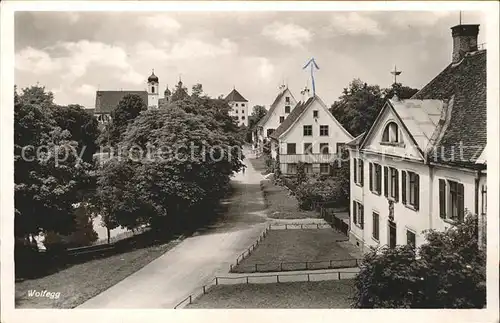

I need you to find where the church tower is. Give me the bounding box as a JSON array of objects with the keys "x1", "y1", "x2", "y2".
[{"x1": 147, "y1": 69, "x2": 159, "y2": 109}]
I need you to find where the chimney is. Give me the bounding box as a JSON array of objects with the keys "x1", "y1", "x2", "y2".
[
  {"x1": 300, "y1": 85, "x2": 311, "y2": 102},
  {"x1": 451, "y1": 24, "x2": 479, "y2": 64}
]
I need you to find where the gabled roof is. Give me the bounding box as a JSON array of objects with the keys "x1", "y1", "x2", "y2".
[
  {"x1": 270, "y1": 97, "x2": 312, "y2": 139},
  {"x1": 347, "y1": 132, "x2": 366, "y2": 147},
  {"x1": 225, "y1": 88, "x2": 248, "y2": 102},
  {"x1": 270, "y1": 95, "x2": 353, "y2": 140},
  {"x1": 357, "y1": 50, "x2": 486, "y2": 169},
  {"x1": 412, "y1": 50, "x2": 486, "y2": 167},
  {"x1": 256, "y1": 87, "x2": 295, "y2": 128},
  {"x1": 95, "y1": 90, "x2": 148, "y2": 114}
]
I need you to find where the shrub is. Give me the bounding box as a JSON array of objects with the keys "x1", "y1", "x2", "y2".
[
  {"x1": 295, "y1": 177, "x2": 347, "y2": 210},
  {"x1": 352, "y1": 213, "x2": 486, "y2": 308}
]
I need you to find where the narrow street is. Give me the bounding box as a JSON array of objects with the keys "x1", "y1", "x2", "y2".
[{"x1": 78, "y1": 148, "x2": 270, "y2": 308}]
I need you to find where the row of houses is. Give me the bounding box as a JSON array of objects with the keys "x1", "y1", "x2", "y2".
[{"x1": 254, "y1": 23, "x2": 487, "y2": 251}]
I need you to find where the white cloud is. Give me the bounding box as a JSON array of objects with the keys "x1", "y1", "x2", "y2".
[
  {"x1": 119, "y1": 69, "x2": 145, "y2": 86},
  {"x1": 168, "y1": 38, "x2": 238, "y2": 60},
  {"x1": 262, "y1": 22, "x2": 312, "y2": 48},
  {"x1": 330, "y1": 13, "x2": 384, "y2": 36},
  {"x1": 15, "y1": 47, "x2": 61, "y2": 73},
  {"x1": 389, "y1": 12, "x2": 451, "y2": 28},
  {"x1": 138, "y1": 15, "x2": 181, "y2": 34},
  {"x1": 75, "y1": 84, "x2": 97, "y2": 96},
  {"x1": 134, "y1": 41, "x2": 169, "y2": 61},
  {"x1": 257, "y1": 58, "x2": 274, "y2": 82}
]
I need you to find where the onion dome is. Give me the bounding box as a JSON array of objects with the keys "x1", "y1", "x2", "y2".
[{"x1": 148, "y1": 69, "x2": 159, "y2": 83}]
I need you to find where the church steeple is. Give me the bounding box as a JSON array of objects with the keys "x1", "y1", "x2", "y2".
[{"x1": 147, "y1": 69, "x2": 159, "y2": 109}]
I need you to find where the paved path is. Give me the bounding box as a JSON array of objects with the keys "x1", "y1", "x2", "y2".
[{"x1": 78, "y1": 148, "x2": 269, "y2": 308}]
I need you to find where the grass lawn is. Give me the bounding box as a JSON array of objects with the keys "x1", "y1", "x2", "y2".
[
  {"x1": 261, "y1": 178, "x2": 319, "y2": 219},
  {"x1": 15, "y1": 235, "x2": 182, "y2": 308},
  {"x1": 186, "y1": 279, "x2": 355, "y2": 308},
  {"x1": 232, "y1": 229, "x2": 355, "y2": 273}
]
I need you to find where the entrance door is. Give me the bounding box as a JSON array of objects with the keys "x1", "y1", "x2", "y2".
[{"x1": 388, "y1": 221, "x2": 397, "y2": 248}]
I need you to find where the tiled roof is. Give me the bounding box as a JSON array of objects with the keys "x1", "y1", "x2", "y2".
[
  {"x1": 389, "y1": 99, "x2": 444, "y2": 152},
  {"x1": 95, "y1": 90, "x2": 148, "y2": 114},
  {"x1": 225, "y1": 89, "x2": 248, "y2": 102},
  {"x1": 412, "y1": 50, "x2": 486, "y2": 167},
  {"x1": 347, "y1": 132, "x2": 366, "y2": 147},
  {"x1": 270, "y1": 96, "x2": 314, "y2": 140}
]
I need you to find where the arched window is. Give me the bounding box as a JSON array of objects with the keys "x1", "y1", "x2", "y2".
[
  {"x1": 382, "y1": 122, "x2": 401, "y2": 143},
  {"x1": 152, "y1": 86, "x2": 155, "y2": 94}
]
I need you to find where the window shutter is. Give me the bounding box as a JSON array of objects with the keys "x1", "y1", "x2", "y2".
[
  {"x1": 369, "y1": 163, "x2": 373, "y2": 191},
  {"x1": 439, "y1": 179, "x2": 446, "y2": 218},
  {"x1": 395, "y1": 170, "x2": 399, "y2": 202},
  {"x1": 402, "y1": 171, "x2": 407, "y2": 204},
  {"x1": 360, "y1": 205, "x2": 364, "y2": 229},
  {"x1": 384, "y1": 166, "x2": 389, "y2": 197},
  {"x1": 458, "y1": 183, "x2": 464, "y2": 221},
  {"x1": 360, "y1": 160, "x2": 364, "y2": 187},
  {"x1": 353, "y1": 158, "x2": 357, "y2": 183},
  {"x1": 352, "y1": 201, "x2": 357, "y2": 224},
  {"x1": 415, "y1": 174, "x2": 420, "y2": 211}
]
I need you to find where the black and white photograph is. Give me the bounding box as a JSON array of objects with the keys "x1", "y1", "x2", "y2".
[{"x1": 1, "y1": 1, "x2": 499, "y2": 322}]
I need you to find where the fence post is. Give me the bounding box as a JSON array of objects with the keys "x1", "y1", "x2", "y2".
[
  {"x1": 277, "y1": 275, "x2": 280, "y2": 283},
  {"x1": 215, "y1": 277, "x2": 218, "y2": 285},
  {"x1": 307, "y1": 273, "x2": 310, "y2": 282},
  {"x1": 255, "y1": 264, "x2": 258, "y2": 272},
  {"x1": 329, "y1": 260, "x2": 332, "y2": 269},
  {"x1": 203, "y1": 286, "x2": 206, "y2": 294},
  {"x1": 338, "y1": 272, "x2": 341, "y2": 280},
  {"x1": 280, "y1": 262, "x2": 283, "y2": 271},
  {"x1": 285, "y1": 224, "x2": 288, "y2": 230},
  {"x1": 189, "y1": 295, "x2": 192, "y2": 304},
  {"x1": 246, "y1": 276, "x2": 249, "y2": 284},
  {"x1": 301, "y1": 224, "x2": 303, "y2": 229},
  {"x1": 317, "y1": 224, "x2": 319, "y2": 229},
  {"x1": 305, "y1": 262, "x2": 308, "y2": 270}
]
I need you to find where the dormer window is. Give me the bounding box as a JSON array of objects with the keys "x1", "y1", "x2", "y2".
[{"x1": 382, "y1": 122, "x2": 402, "y2": 144}]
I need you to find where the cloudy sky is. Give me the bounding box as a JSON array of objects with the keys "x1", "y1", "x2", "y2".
[{"x1": 15, "y1": 11, "x2": 487, "y2": 109}]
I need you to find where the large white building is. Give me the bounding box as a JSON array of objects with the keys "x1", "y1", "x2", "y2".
[
  {"x1": 253, "y1": 85, "x2": 298, "y2": 152},
  {"x1": 225, "y1": 88, "x2": 249, "y2": 127},
  {"x1": 346, "y1": 23, "x2": 487, "y2": 251},
  {"x1": 269, "y1": 89, "x2": 353, "y2": 175}
]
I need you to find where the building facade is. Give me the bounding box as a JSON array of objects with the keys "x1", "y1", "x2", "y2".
[
  {"x1": 253, "y1": 85, "x2": 298, "y2": 152},
  {"x1": 270, "y1": 93, "x2": 353, "y2": 175},
  {"x1": 347, "y1": 23, "x2": 487, "y2": 252},
  {"x1": 225, "y1": 88, "x2": 249, "y2": 127}
]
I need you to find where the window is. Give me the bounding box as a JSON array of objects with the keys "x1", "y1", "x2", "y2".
[
  {"x1": 320, "y1": 125, "x2": 329, "y2": 136},
  {"x1": 481, "y1": 185, "x2": 487, "y2": 215},
  {"x1": 320, "y1": 163, "x2": 330, "y2": 174},
  {"x1": 287, "y1": 143, "x2": 296, "y2": 155},
  {"x1": 406, "y1": 230, "x2": 416, "y2": 249},
  {"x1": 384, "y1": 166, "x2": 399, "y2": 202},
  {"x1": 402, "y1": 171, "x2": 420, "y2": 210},
  {"x1": 439, "y1": 179, "x2": 465, "y2": 222},
  {"x1": 266, "y1": 129, "x2": 275, "y2": 137},
  {"x1": 303, "y1": 125, "x2": 313, "y2": 136},
  {"x1": 285, "y1": 96, "x2": 290, "y2": 103},
  {"x1": 319, "y1": 143, "x2": 329, "y2": 154},
  {"x1": 242, "y1": 110, "x2": 245, "y2": 114},
  {"x1": 313, "y1": 110, "x2": 319, "y2": 118},
  {"x1": 382, "y1": 122, "x2": 402, "y2": 144},
  {"x1": 280, "y1": 116, "x2": 285, "y2": 123},
  {"x1": 304, "y1": 163, "x2": 313, "y2": 174},
  {"x1": 242, "y1": 103, "x2": 245, "y2": 107},
  {"x1": 353, "y1": 158, "x2": 364, "y2": 186},
  {"x1": 352, "y1": 201, "x2": 364, "y2": 229},
  {"x1": 235, "y1": 103, "x2": 239, "y2": 107},
  {"x1": 287, "y1": 163, "x2": 297, "y2": 174},
  {"x1": 241, "y1": 116, "x2": 245, "y2": 120},
  {"x1": 369, "y1": 163, "x2": 382, "y2": 195},
  {"x1": 304, "y1": 143, "x2": 312, "y2": 154},
  {"x1": 152, "y1": 86, "x2": 155, "y2": 93},
  {"x1": 285, "y1": 106, "x2": 291, "y2": 113},
  {"x1": 372, "y1": 212, "x2": 379, "y2": 241}
]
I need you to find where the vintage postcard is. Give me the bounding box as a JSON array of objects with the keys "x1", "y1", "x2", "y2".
[{"x1": 1, "y1": 1, "x2": 499, "y2": 323}]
